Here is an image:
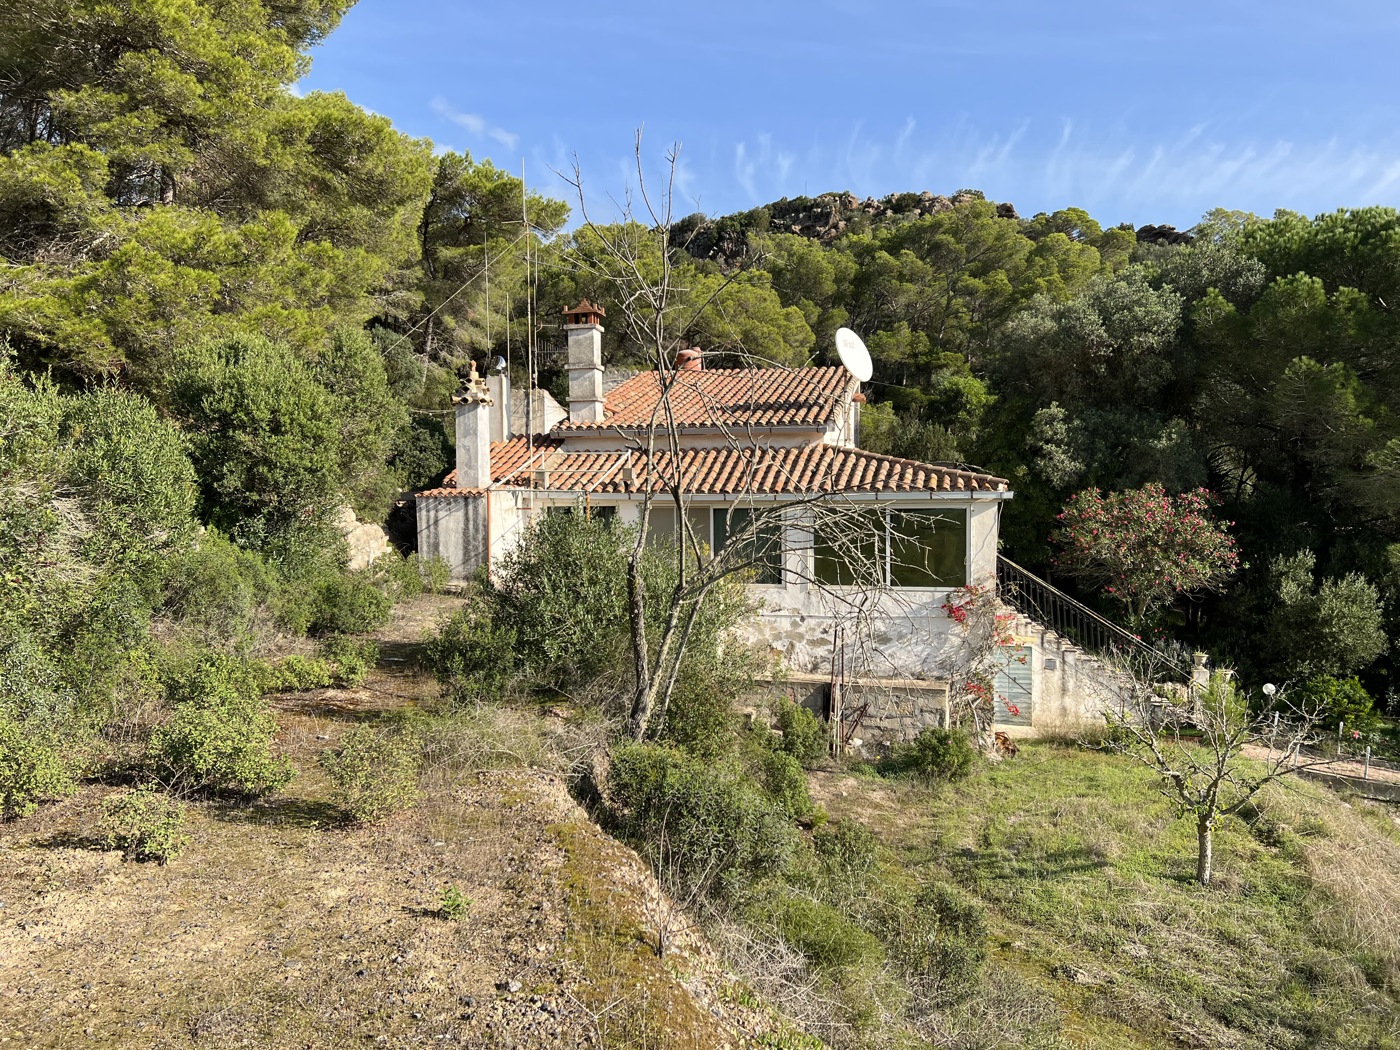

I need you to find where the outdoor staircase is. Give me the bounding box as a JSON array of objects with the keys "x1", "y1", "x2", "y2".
[{"x1": 995, "y1": 555, "x2": 1191, "y2": 683}]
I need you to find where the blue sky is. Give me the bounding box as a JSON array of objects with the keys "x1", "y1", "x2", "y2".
[{"x1": 299, "y1": 0, "x2": 1400, "y2": 230}]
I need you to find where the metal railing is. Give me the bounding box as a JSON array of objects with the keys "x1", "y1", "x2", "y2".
[{"x1": 996, "y1": 555, "x2": 1191, "y2": 682}]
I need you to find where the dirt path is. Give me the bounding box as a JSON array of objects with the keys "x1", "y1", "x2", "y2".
[
  {"x1": 0, "y1": 597, "x2": 768, "y2": 1049},
  {"x1": 1239, "y1": 743, "x2": 1400, "y2": 786}
]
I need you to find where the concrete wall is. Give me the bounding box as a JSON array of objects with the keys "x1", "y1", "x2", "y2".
[{"x1": 416, "y1": 493, "x2": 490, "y2": 579}]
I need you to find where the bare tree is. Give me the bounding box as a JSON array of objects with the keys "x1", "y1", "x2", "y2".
[{"x1": 1100, "y1": 669, "x2": 1329, "y2": 885}]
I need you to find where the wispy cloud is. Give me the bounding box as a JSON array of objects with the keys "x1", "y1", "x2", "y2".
[{"x1": 430, "y1": 97, "x2": 518, "y2": 153}]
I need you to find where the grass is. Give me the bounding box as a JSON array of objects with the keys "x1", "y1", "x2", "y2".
[{"x1": 813, "y1": 740, "x2": 1400, "y2": 1050}]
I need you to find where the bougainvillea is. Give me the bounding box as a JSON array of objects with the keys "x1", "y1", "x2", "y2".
[{"x1": 1051, "y1": 483, "x2": 1239, "y2": 622}]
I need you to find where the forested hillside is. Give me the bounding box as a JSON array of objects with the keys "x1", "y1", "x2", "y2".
[{"x1": 3, "y1": 0, "x2": 1399, "y2": 793}]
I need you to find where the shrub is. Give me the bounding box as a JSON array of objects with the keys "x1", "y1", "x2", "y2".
[
  {"x1": 308, "y1": 572, "x2": 392, "y2": 635},
  {"x1": 320, "y1": 635, "x2": 378, "y2": 686},
  {"x1": 605, "y1": 742, "x2": 799, "y2": 895},
  {"x1": 814, "y1": 820, "x2": 881, "y2": 881},
  {"x1": 428, "y1": 604, "x2": 518, "y2": 706},
  {"x1": 101, "y1": 787, "x2": 189, "y2": 863},
  {"x1": 884, "y1": 728, "x2": 977, "y2": 783},
  {"x1": 151, "y1": 653, "x2": 294, "y2": 796},
  {"x1": 1295, "y1": 675, "x2": 1382, "y2": 734},
  {"x1": 0, "y1": 717, "x2": 77, "y2": 818},
  {"x1": 319, "y1": 724, "x2": 421, "y2": 823},
  {"x1": 768, "y1": 895, "x2": 884, "y2": 973},
  {"x1": 657, "y1": 670, "x2": 738, "y2": 760},
  {"x1": 775, "y1": 700, "x2": 827, "y2": 767},
  {"x1": 490, "y1": 511, "x2": 632, "y2": 690},
  {"x1": 880, "y1": 881, "x2": 988, "y2": 1002},
  {"x1": 761, "y1": 750, "x2": 816, "y2": 821}
]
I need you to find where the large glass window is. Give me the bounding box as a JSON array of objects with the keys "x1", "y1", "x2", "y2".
[
  {"x1": 889, "y1": 509, "x2": 967, "y2": 587},
  {"x1": 712, "y1": 507, "x2": 784, "y2": 584},
  {"x1": 813, "y1": 508, "x2": 883, "y2": 587},
  {"x1": 812, "y1": 506, "x2": 967, "y2": 588}
]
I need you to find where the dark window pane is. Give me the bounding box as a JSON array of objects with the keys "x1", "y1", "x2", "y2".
[
  {"x1": 813, "y1": 508, "x2": 883, "y2": 587},
  {"x1": 889, "y1": 509, "x2": 967, "y2": 587},
  {"x1": 712, "y1": 507, "x2": 783, "y2": 584},
  {"x1": 592, "y1": 505, "x2": 617, "y2": 525}
]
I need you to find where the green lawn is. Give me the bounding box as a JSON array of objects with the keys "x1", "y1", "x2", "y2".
[{"x1": 818, "y1": 741, "x2": 1400, "y2": 1049}]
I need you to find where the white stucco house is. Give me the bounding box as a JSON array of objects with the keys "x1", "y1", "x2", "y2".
[{"x1": 416, "y1": 302, "x2": 1108, "y2": 737}]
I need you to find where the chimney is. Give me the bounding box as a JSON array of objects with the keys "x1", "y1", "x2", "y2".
[
  {"x1": 454, "y1": 362, "x2": 493, "y2": 489},
  {"x1": 674, "y1": 347, "x2": 703, "y2": 371},
  {"x1": 485, "y1": 365, "x2": 512, "y2": 443},
  {"x1": 564, "y1": 300, "x2": 606, "y2": 424}
]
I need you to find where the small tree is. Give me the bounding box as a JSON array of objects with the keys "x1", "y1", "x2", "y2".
[
  {"x1": 1101, "y1": 670, "x2": 1325, "y2": 886},
  {"x1": 1052, "y1": 483, "x2": 1238, "y2": 623}
]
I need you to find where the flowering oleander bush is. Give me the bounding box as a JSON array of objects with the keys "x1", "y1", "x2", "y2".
[{"x1": 1051, "y1": 483, "x2": 1239, "y2": 623}]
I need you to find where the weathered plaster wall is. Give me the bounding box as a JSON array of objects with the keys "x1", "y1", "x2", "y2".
[{"x1": 416, "y1": 494, "x2": 490, "y2": 579}]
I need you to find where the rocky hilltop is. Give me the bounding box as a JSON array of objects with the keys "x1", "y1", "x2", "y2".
[{"x1": 676, "y1": 189, "x2": 1190, "y2": 266}]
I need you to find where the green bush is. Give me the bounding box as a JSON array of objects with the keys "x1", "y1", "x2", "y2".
[
  {"x1": 768, "y1": 894, "x2": 885, "y2": 973},
  {"x1": 657, "y1": 671, "x2": 738, "y2": 760},
  {"x1": 880, "y1": 881, "x2": 988, "y2": 1002},
  {"x1": 319, "y1": 635, "x2": 378, "y2": 686},
  {"x1": 1295, "y1": 675, "x2": 1382, "y2": 734},
  {"x1": 100, "y1": 787, "x2": 189, "y2": 863},
  {"x1": 319, "y1": 723, "x2": 422, "y2": 823},
  {"x1": 428, "y1": 604, "x2": 518, "y2": 706},
  {"x1": 0, "y1": 717, "x2": 77, "y2": 818},
  {"x1": 151, "y1": 653, "x2": 294, "y2": 796},
  {"x1": 308, "y1": 572, "x2": 392, "y2": 635},
  {"x1": 814, "y1": 820, "x2": 881, "y2": 881},
  {"x1": 761, "y1": 749, "x2": 816, "y2": 820},
  {"x1": 883, "y1": 728, "x2": 977, "y2": 783},
  {"x1": 775, "y1": 700, "x2": 827, "y2": 767},
  {"x1": 606, "y1": 742, "x2": 799, "y2": 895}
]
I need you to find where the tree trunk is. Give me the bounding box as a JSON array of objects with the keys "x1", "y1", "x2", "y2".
[
  {"x1": 1196, "y1": 815, "x2": 1214, "y2": 886},
  {"x1": 626, "y1": 553, "x2": 651, "y2": 740}
]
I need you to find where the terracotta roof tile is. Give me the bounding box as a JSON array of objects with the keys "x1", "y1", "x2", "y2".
[
  {"x1": 553, "y1": 366, "x2": 856, "y2": 432},
  {"x1": 416, "y1": 441, "x2": 1007, "y2": 498}
]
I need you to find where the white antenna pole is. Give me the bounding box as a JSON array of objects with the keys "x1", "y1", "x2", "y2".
[
  {"x1": 523, "y1": 160, "x2": 533, "y2": 453},
  {"x1": 484, "y1": 228, "x2": 490, "y2": 354}
]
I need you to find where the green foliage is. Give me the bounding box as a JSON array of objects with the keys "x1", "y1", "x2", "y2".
[
  {"x1": 318, "y1": 635, "x2": 378, "y2": 687},
  {"x1": 1053, "y1": 484, "x2": 1240, "y2": 622},
  {"x1": 169, "y1": 336, "x2": 343, "y2": 547},
  {"x1": 0, "y1": 715, "x2": 77, "y2": 818},
  {"x1": 1263, "y1": 551, "x2": 1388, "y2": 679},
  {"x1": 880, "y1": 881, "x2": 989, "y2": 1002},
  {"x1": 438, "y1": 884, "x2": 471, "y2": 921},
  {"x1": 162, "y1": 528, "x2": 278, "y2": 641},
  {"x1": 100, "y1": 787, "x2": 189, "y2": 864},
  {"x1": 605, "y1": 742, "x2": 799, "y2": 895},
  {"x1": 760, "y1": 750, "x2": 816, "y2": 821},
  {"x1": 488, "y1": 511, "x2": 631, "y2": 690},
  {"x1": 884, "y1": 728, "x2": 978, "y2": 783},
  {"x1": 319, "y1": 724, "x2": 422, "y2": 824},
  {"x1": 427, "y1": 603, "x2": 519, "y2": 706},
  {"x1": 151, "y1": 653, "x2": 294, "y2": 797},
  {"x1": 767, "y1": 894, "x2": 885, "y2": 973},
  {"x1": 1295, "y1": 676, "x2": 1381, "y2": 734},
  {"x1": 774, "y1": 700, "x2": 827, "y2": 767}
]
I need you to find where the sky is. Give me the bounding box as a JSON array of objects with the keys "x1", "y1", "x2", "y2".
[{"x1": 298, "y1": 0, "x2": 1400, "y2": 230}]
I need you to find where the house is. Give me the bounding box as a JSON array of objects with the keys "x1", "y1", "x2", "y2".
[{"x1": 416, "y1": 302, "x2": 1100, "y2": 737}]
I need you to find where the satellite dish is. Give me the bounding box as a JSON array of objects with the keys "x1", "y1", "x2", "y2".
[{"x1": 834, "y1": 327, "x2": 873, "y2": 383}]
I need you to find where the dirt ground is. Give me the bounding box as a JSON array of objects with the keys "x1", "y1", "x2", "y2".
[{"x1": 0, "y1": 596, "x2": 769, "y2": 1049}]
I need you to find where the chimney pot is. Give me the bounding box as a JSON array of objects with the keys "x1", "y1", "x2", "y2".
[{"x1": 674, "y1": 347, "x2": 703, "y2": 371}]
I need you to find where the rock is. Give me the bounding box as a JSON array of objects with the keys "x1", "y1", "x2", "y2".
[{"x1": 333, "y1": 506, "x2": 394, "y2": 572}]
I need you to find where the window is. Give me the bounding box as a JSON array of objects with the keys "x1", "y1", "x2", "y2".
[
  {"x1": 712, "y1": 507, "x2": 784, "y2": 584},
  {"x1": 813, "y1": 508, "x2": 883, "y2": 587},
  {"x1": 889, "y1": 509, "x2": 967, "y2": 587},
  {"x1": 646, "y1": 504, "x2": 711, "y2": 558},
  {"x1": 813, "y1": 506, "x2": 967, "y2": 588}
]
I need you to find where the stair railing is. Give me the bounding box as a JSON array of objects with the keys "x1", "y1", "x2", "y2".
[{"x1": 996, "y1": 555, "x2": 1191, "y2": 682}]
